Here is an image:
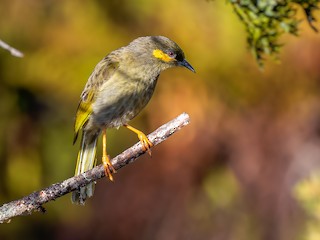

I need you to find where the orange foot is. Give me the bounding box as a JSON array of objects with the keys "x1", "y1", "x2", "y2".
[
  {"x1": 124, "y1": 124, "x2": 153, "y2": 156},
  {"x1": 102, "y1": 128, "x2": 116, "y2": 181},
  {"x1": 102, "y1": 154, "x2": 116, "y2": 181}
]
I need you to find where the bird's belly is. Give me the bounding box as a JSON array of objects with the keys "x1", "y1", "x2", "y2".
[{"x1": 89, "y1": 81, "x2": 156, "y2": 129}]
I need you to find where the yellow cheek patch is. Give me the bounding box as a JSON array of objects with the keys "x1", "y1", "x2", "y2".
[{"x1": 153, "y1": 49, "x2": 173, "y2": 62}]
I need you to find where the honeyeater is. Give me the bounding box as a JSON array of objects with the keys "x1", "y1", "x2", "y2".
[{"x1": 72, "y1": 36, "x2": 194, "y2": 204}]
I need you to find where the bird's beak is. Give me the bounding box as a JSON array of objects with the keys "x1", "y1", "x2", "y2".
[{"x1": 179, "y1": 59, "x2": 195, "y2": 73}]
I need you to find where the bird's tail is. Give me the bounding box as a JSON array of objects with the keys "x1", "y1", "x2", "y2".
[{"x1": 71, "y1": 130, "x2": 98, "y2": 205}]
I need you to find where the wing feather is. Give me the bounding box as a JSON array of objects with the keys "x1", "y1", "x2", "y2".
[{"x1": 73, "y1": 57, "x2": 120, "y2": 144}]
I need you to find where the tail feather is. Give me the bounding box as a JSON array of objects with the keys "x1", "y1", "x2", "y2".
[{"x1": 71, "y1": 131, "x2": 98, "y2": 205}]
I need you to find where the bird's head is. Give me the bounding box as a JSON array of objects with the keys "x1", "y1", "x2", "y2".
[{"x1": 129, "y1": 36, "x2": 195, "y2": 73}]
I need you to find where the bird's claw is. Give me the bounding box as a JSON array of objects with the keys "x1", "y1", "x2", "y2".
[
  {"x1": 102, "y1": 155, "x2": 116, "y2": 181},
  {"x1": 138, "y1": 132, "x2": 153, "y2": 156}
]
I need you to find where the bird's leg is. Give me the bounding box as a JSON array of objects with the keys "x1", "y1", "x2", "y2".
[
  {"x1": 102, "y1": 128, "x2": 116, "y2": 181},
  {"x1": 124, "y1": 124, "x2": 153, "y2": 156}
]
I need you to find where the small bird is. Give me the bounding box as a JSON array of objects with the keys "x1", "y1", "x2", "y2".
[{"x1": 72, "y1": 36, "x2": 194, "y2": 204}]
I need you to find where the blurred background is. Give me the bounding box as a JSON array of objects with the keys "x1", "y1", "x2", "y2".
[{"x1": 1, "y1": 0, "x2": 320, "y2": 240}]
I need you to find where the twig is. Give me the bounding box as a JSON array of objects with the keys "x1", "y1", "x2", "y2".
[
  {"x1": 0, "y1": 39, "x2": 24, "y2": 57},
  {"x1": 0, "y1": 112, "x2": 190, "y2": 223}
]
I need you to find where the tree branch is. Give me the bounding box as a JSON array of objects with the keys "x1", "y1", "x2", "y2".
[
  {"x1": 0, "y1": 112, "x2": 190, "y2": 223},
  {"x1": 0, "y1": 39, "x2": 24, "y2": 57}
]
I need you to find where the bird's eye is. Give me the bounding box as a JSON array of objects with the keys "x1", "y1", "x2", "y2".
[{"x1": 167, "y1": 51, "x2": 176, "y2": 58}]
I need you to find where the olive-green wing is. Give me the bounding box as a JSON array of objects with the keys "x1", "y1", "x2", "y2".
[
  {"x1": 73, "y1": 89, "x2": 94, "y2": 144},
  {"x1": 73, "y1": 58, "x2": 120, "y2": 144}
]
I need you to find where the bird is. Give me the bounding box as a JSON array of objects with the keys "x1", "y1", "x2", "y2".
[{"x1": 71, "y1": 36, "x2": 195, "y2": 205}]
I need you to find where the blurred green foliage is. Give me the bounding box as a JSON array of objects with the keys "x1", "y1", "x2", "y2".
[
  {"x1": 229, "y1": 0, "x2": 320, "y2": 67},
  {"x1": 295, "y1": 172, "x2": 320, "y2": 240},
  {"x1": 295, "y1": 173, "x2": 320, "y2": 219}
]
